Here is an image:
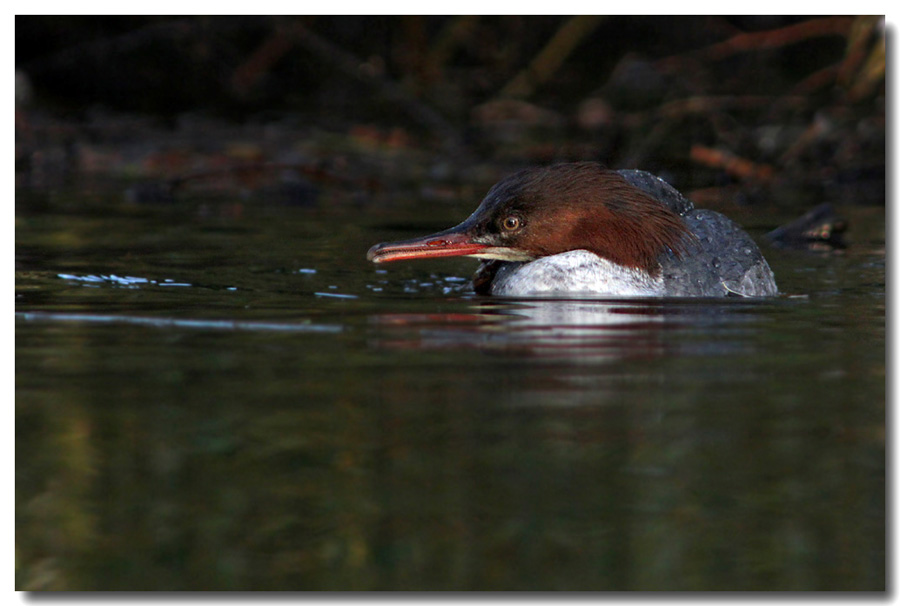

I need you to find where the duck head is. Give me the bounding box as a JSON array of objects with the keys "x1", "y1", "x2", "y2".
[{"x1": 367, "y1": 162, "x2": 690, "y2": 275}]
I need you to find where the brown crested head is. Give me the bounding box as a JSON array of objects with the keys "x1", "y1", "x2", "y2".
[
  {"x1": 464, "y1": 162, "x2": 691, "y2": 273},
  {"x1": 367, "y1": 161, "x2": 692, "y2": 273}
]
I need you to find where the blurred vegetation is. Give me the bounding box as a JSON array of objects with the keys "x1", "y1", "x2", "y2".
[{"x1": 16, "y1": 16, "x2": 885, "y2": 206}]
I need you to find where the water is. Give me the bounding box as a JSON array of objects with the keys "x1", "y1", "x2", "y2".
[{"x1": 15, "y1": 184, "x2": 885, "y2": 590}]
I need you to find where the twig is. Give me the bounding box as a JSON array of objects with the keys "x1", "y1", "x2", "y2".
[
  {"x1": 836, "y1": 16, "x2": 882, "y2": 87},
  {"x1": 788, "y1": 63, "x2": 841, "y2": 97},
  {"x1": 690, "y1": 145, "x2": 774, "y2": 182},
  {"x1": 656, "y1": 95, "x2": 804, "y2": 118},
  {"x1": 231, "y1": 23, "x2": 298, "y2": 97},
  {"x1": 688, "y1": 16, "x2": 855, "y2": 62},
  {"x1": 847, "y1": 28, "x2": 885, "y2": 101},
  {"x1": 499, "y1": 16, "x2": 606, "y2": 98}
]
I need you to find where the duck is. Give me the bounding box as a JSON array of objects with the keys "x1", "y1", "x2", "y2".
[{"x1": 367, "y1": 162, "x2": 778, "y2": 297}]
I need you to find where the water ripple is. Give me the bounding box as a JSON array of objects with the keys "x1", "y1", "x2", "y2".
[{"x1": 16, "y1": 311, "x2": 343, "y2": 333}]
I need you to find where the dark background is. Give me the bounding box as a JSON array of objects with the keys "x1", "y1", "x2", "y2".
[{"x1": 15, "y1": 16, "x2": 885, "y2": 207}]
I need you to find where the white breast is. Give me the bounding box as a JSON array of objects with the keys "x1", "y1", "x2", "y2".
[{"x1": 489, "y1": 250, "x2": 666, "y2": 297}]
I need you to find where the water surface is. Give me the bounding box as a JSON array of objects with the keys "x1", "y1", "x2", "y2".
[{"x1": 16, "y1": 184, "x2": 885, "y2": 590}]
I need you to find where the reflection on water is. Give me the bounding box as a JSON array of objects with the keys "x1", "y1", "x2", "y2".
[
  {"x1": 369, "y1": 298, "x2": 767, "y2": 364},
  {"x1": 15, "y1": 190, "x2": 885, "y2": 590}
]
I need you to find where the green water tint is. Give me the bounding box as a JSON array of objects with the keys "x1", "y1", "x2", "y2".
[{"x1": 16, "y1": 186, "x2": 885, "y2": 590}]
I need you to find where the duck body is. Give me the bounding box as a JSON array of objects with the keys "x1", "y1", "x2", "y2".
[{"x1": 368, "y1": 163, "x2": 778, "y2": 298}]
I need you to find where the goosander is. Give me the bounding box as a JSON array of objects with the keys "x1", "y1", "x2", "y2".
[{"x1": 367, "y1": 162, "x2": 778, "y2": 297}]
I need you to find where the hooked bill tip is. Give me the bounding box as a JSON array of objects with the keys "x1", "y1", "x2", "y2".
[{"x1": 367, "y1": 243, "x2": 387, "y2": 263}]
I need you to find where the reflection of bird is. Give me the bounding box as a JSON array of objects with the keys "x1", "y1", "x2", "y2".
[{"x1": 368, "y1": 162, "x2": 777, "y2": 297}]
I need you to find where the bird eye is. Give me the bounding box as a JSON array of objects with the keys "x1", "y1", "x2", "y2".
[{"x1": 502, "y1": 216, "x2": 522, "y2": 231}]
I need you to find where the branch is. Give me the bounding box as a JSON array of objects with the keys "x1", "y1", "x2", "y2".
[
  {"x1": 690, "y1": 17, "x2": 855, "y2": 62},
  {"x1": 499, "y1": 16, "x2": 606, "y2": 98},
  {"x1": 690, "y1": 145, "x2": 774, "y2": 182}
]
